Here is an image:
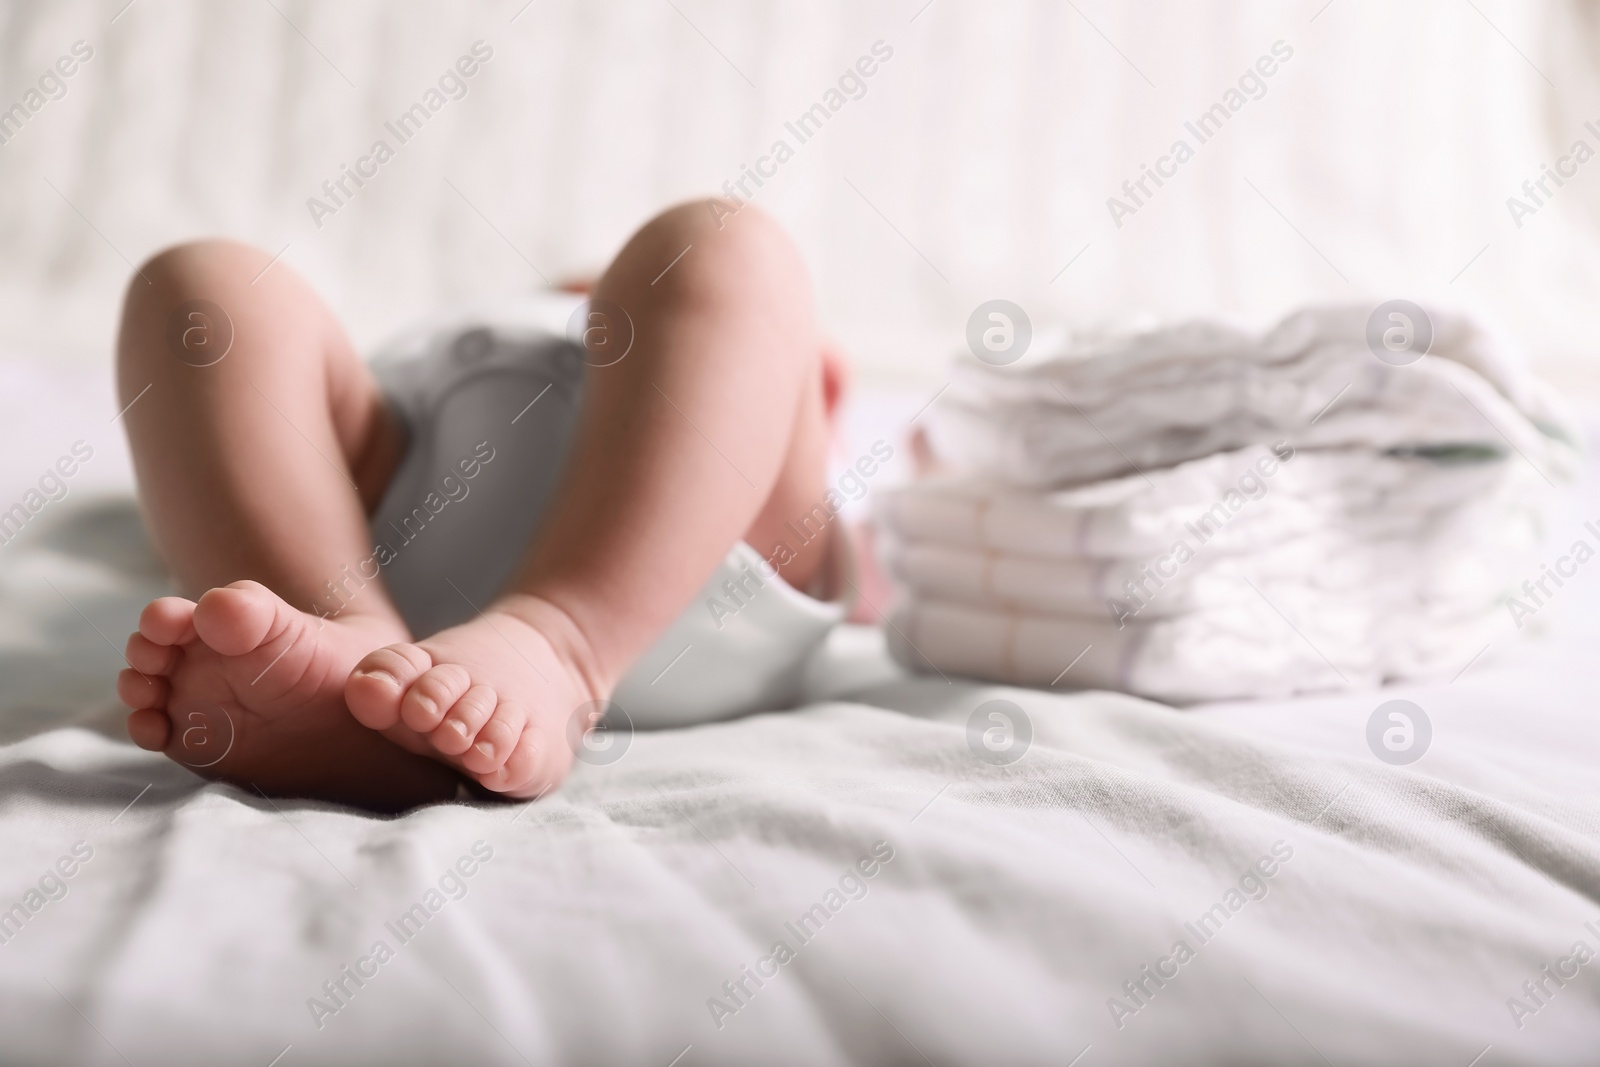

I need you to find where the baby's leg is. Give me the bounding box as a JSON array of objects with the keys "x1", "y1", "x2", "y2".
[
  {"x1": 115, "y1": 240, "x2": 461, "y2": 810},
  {"x1": 522, "y1": 200, "x2": 839, "y2": 655},
  {"x1": 347, "y1": 202, "x2": 839, "y2": 795}
]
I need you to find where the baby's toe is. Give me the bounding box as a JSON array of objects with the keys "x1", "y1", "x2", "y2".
[
  {"x1": 461, "y1": 699, "x2": 527, "y2": 776},
  {"x1": 478, "y1": 725, "x2": 550, "y2": 794},
  {"x1": 117, "y1": 668, "x2": 169, "y2": 710},
  {"x1": 346, "y1": 643, "x2": 434, "y2": 730},
  {"x1": 125, "y1": 632, "x2": 179, "y2": 675},
  {"x1": 192, "y1": 580, "x2": 284, "y2": 656},
  {"x1": 125, "y1": 707, "x2": 172, "y2": 751},
  {"x1": 139, "y1": 597, "x2": 197, "y2": 646},
  {"x1": 400, "y1": 664, "x2": 472, "y2": 733},
  {"x1": 430, "y1": 684, "x2": 498, "y2": 757}
]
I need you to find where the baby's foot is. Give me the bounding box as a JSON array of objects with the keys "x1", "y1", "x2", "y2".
[
  {"x1": 117, "y1": 581, "x2": 463, "y2": 812},
  {"x1": 345, "y1": 596, "x2": 604, "y2": 798}
]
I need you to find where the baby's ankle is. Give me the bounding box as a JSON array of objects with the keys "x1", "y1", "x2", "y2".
[{"x1": 487, "y1": 591, "x2": 614, "y2": 701}]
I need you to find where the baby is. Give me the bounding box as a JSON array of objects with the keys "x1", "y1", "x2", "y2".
[{"x1": 113, "y1": 202, "x2": 858, "y2": 811}]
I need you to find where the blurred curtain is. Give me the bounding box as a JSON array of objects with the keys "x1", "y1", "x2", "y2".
[{"x1": 0, "y1": 0, "x2": 1597, "y2": 382}]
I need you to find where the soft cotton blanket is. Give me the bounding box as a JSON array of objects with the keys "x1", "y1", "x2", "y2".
[{"x1": 2, "y1": 499, "x2": 1599, "y2": 1066}]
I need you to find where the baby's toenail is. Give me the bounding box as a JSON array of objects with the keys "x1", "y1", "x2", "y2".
[
  {"x1": 445, "y1": 719, "x2": 469, "y2": 737},
  {"x1": 474, "y1": 741, "x2": 495, "y2": 757},
  {"x1": 358, "y1": 668, "x2": 396, "y2": 686}
]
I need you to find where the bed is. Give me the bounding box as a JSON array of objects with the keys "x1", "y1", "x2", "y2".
[{"x1": 1, "y1": 358, "x2": 1597, "y2": 1067}]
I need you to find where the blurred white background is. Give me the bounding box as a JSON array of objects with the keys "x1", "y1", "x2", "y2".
[{"x1": 3, "y1": 0, "x2": 1600, "y2": 388}]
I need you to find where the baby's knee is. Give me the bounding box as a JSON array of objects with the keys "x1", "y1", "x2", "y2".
[
  {"x1": 651, "y1": 196, "x2": 785, "y2": 246},
  {"x1": 127, "y1": 238, "x2": 275, "y2": 300},
  {"x1": 118, "y1": 239, "x2": 300, "y2": 375},
  {"x1": 614, "y1": 197, "x2": 811, "y2": 305},
  {"x1": 682, "y1": 197, "x2": 800, "y2": 271},
  {"x1": 120, "y1": 239, "x2": 271, "y2": 336}
]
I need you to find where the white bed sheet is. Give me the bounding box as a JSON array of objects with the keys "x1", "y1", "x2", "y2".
[{"x1": 1, "y1": 363, "x2": 1598, "y2": 1066}]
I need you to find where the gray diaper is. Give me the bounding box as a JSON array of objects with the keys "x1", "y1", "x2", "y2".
[{"x1": 369, "y1": 315, "x2": 585, "y2": 640}]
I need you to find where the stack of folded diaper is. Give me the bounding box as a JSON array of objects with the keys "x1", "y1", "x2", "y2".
[{"x1": 877, "y1": 306, "x2": 1580, "y2": 702}]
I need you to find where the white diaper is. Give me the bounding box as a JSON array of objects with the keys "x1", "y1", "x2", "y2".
[{"x1": 366, "y1": 293, "x2": 850, "y2": 729}]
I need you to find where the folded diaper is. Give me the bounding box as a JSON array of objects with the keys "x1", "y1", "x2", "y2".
[
  {"x1": 885, "y1": 592, "x2": 1503, "y2": 703},
  {"x1": 922, "y1": 306, "x2": 1577, "y2": 489},
  {"x1": 880, "y1": 306, "x2": 1578, "y2": 702},
  {"x1": 878, "y1": 445, "x2": 1543, "y2": 563}
]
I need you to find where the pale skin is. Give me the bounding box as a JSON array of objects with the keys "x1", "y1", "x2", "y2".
[{"x1": 114, "y1": 201, "x2": 847, "y2": 812}]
